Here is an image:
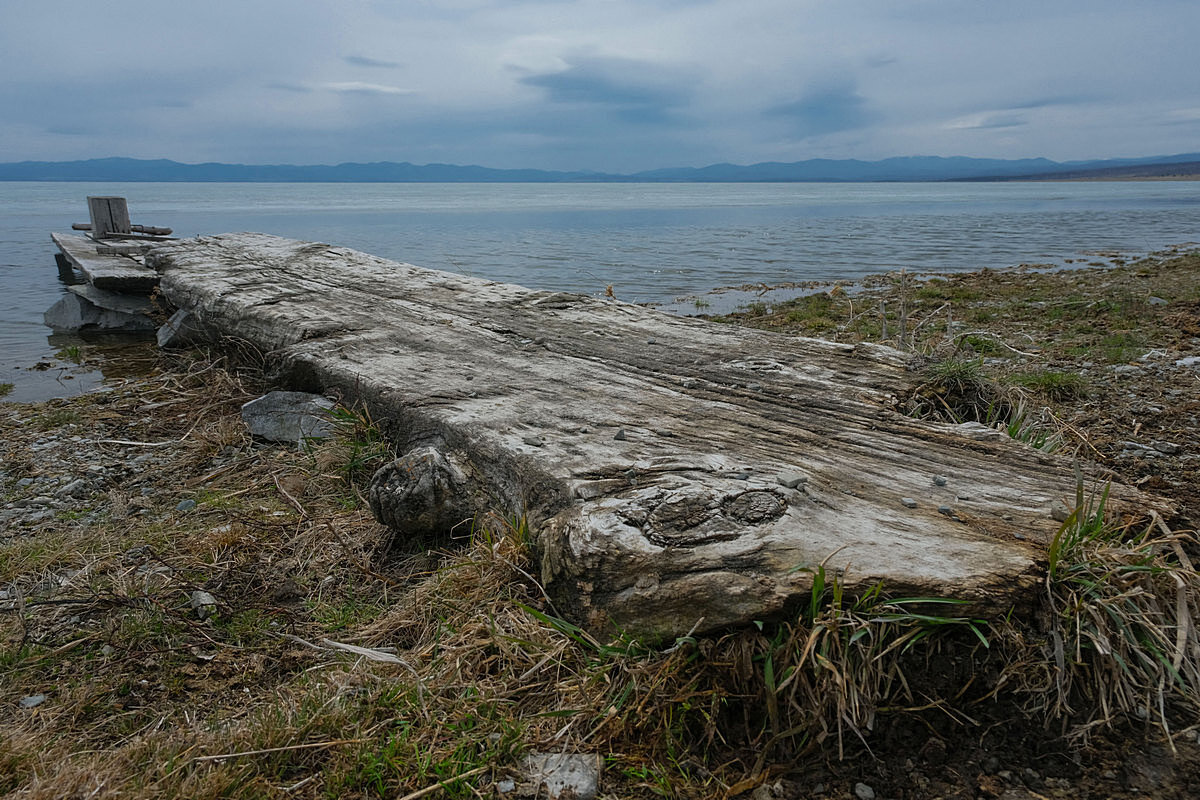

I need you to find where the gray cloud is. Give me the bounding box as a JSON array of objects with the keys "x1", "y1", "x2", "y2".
[
  {"x1": 765, "y1": 81, "x2": 876, "y2": 139},
  {"x1": 520, "y1": 56, "x2": 693, "y2": 124},
  {"x1": 344, "y1": 55, "x2": 403, "y2": 69}
]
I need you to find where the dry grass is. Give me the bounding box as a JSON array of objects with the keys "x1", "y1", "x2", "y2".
[{"x1": 3, "y1": 347, "x2": 1200, "y2": 798}]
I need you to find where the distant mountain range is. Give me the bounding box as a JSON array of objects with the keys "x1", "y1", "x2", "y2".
[{"x1": 2, "y1": 153, "x2": 1198, "y2": 183}]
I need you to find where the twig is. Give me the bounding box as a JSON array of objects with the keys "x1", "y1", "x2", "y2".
[
  {"x1": 396, "y1": 765, "x2": 489, "y2": 800},
  {"x1": 93, "y1": 439, "x2": 178, "y2": 448},
  {"x1": 273, "y1": 473, "x2": 307, "y2": 517},
  {"x1": 194, "y1": 738, "x2": 367, "y2": 762}
]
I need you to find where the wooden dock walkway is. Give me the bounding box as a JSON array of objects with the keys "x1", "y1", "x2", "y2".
[{"x1": 141, "y1": 233, "x2": 1165, "y2": 639}]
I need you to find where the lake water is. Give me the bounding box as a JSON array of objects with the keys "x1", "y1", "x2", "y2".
[{"x1": 2, "y1": 181, "x2": 1199, "y2": 402}]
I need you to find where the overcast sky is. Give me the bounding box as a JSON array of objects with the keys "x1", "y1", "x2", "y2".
[{"x1": 2, "y1": 0, "x2": 1198, "y2": 172}]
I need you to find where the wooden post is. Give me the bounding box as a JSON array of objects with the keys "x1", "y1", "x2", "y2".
[{"x1": 87, "y1": 196, "x2": 132, "y2": 239}]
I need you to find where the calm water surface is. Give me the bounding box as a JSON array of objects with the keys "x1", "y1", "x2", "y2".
[{"x1": 2, "y1": 181, "x2": 1198, "y2": 401}]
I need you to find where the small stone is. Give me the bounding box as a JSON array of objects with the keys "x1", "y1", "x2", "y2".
[
  {"x1": 647, "y1": 338, "x2": 657, "y2": 345},
  {"x1": 1148, "y1": 296, "x2": 1168, "y2": 306},
  {"x1": 732, "y1": 472, "x2": 750, "y2": 481},
  {"x1": 901, "y1": 497, "x2": 918, "y2": 508},
  {"x1": 854, "y1": 782, "x2": 876, "y2": 800},
  {"x1": 1112, "y1": 365, "x2": 1139, "y2": 375},
  {"x1": 1175, "y1": 356, "x2": 1200, "y2": 368},
  {"x1": 522, "y1": 435, "x2": 544, "y2": 448},
  {"x1": 176, "y1": 499, "x2": 197, "y2": 512},
  {"x1": 497, "y1": 778, "x2": 516, "y2": 793},
  {"x1": 100, "y1": 644, "x2": 115, "y2": 657},
  {"x1": 55, "y1": 478, "x2": 88, "y2": 498},
  {"x1": 1013, "y1": 532, "x2": 1026, "y2": 540},
  {"x1": 241, "y1": 391, "x2": 335, "y2": 446},
  {"x1": 1102, "y1": 770, "x2": 1117, "y2": 780},
  {"x1": 523, "y1": 753, "x2": 600, "y2": 800},
  {"x1": 16, "y1": 477, "x2": 34, "y2": 488},
  {"x1": 29, "y1": 495, "x2": 54, "y2": 507},
  {"x1": 983, "y1": 755, "x2": 1001, "y2": 773},
  {"x1": 1151, "y1": 440, "x2": 1180, "y2": 455},
  {"x1": 1050, "y1": 503, "x2": 1071, "y2": 522},
  {"x1": 746, "y1": 382, "x2": 762, "y2": 391},
  {"x1": 190, "y1": 590, "x2": 218, "y2": 619},
  {"x1": 776, "y1": 471, "x2": 808, "y2": 489},
  {"x1": 937, "y1": 505, "x2": 953, "y2": 516},
  {"x1": 19, "y1": 694, "x2": 47, "y2": 709},
  {"x1": 932, "y1": 475, "x2": 948, "y2": 486},
  {"x1": 613, "y1": 429, "x2": 627, "y2": 441}
]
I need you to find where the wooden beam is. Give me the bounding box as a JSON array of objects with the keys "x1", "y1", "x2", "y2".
[{"x1": 147, "y1": 233, "x2": 1167, "y2": 640}]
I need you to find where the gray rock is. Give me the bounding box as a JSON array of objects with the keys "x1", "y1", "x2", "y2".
[
  {"x1": 854, "y1": 782, "x2": 876, "y2": 800},
  {"x1": 1112, "y1": 365, "x2": 1140, "y2": 375},
  {"x1": 176, "y1": 499, "x2": 197, "y2": 512},
  {"x1": 16, "y1": 477, "x2": 34, "y2": 488},
  {"x1": 1152, "y1": 440, "x2": 1181, "y2": 455},
  {"x1": 240, "y1": 391, "x2": 335, "y2": 446},
  {"x1": 901, "y1": 497, "x2": 918, "y2": 508},
  {"x1": 1050, "y1": 503, "x2": 1071, "y2": 522},
  {"x1": 18, "y1": 694, "x2": 47, "y2": 709},
  {"x1": 1176, "y1": 356, "x2": 1200, "y2": 369},
  {"x1": 938, "y1": 505, "x2": 953, "y2": 516},
  {"x1": 522, "y1": 752, "x2": 600, "y2": 800},
  {"x1": 43, "y1": 291, "x2": 157, "y2": 332},
  {"x1": 1148, "y1": 296, "x2": 1168, "y2": 306},
  {"x1": 933, "y1": 475, "x2": 948, "y2": 486},
  {"x1": 613, "y1": 428, "x2": 627, "y2": 441},
  {"x1": 190, "y1": 590, "x2": 218, "y2": 619},
  {"x1": 55, "y1": 478, "x2": 88, "y2": 498},
  {"x1": 156, "y1": 308, "x2": 210, "y2": 348}
]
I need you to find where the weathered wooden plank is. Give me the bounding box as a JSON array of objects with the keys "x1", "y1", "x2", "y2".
[
  {"x1": 146, "y1": 234, "x2": 1164, "y2": 640},
  {"x1": 87, "y1": 196, "x2": 132, "y2": 238},
  {"x1": 51, "y1": 232, "x2": 160, "y2": 293}
]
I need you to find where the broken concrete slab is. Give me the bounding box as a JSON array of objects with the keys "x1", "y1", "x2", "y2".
[
  {"x1": 43, "y1": 291, "x2": 158, "y2": 332},
  {"x1": 146, "y1": 234, "x2": 1167, "y2": 641},
  {"x1": 241, "y1": 391, "x2": 335, "y2": 446}
]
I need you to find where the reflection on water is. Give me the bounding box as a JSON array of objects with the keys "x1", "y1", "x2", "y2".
[{"x1": 2, "y1": 332, "x2": 157, "y2": 405}]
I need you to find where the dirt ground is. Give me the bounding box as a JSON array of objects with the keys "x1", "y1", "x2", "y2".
[{"x1": 2, "y1": 248, "x2": 1199, "y2": 798}]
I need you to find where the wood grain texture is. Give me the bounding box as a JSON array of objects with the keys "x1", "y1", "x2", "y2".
[
  {"x1": 146, "y1": 233, "x2": 1164, "y2": 639},
  {"x1": 51, "y1": 232, "x2": 160, "y2": 293}
]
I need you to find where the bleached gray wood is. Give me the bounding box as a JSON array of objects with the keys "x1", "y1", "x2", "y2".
[
  {"x1": 87, "y1": 196, "x2": 132, "y2": 239},
  {"x1": 146, "y1": 233, "x2": 1166, "y2": 640},
  {"x1": 51, "y1": 232, "x2": 160, "y2": 293}
]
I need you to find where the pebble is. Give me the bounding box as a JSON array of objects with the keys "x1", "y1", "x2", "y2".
[
  {"x1": 937, "y1": 505, "x2": 953, "y2": 516},
  {"x1": 854, "y1": 782, "x2": 875, "y2": 800},
  {"x1": 1112, "y1": 365, "x2": 1140, "y2": 375},
  {"x1": 19, "y1": 694, "x2": 47, "y2": 709},
  {"x1": 522, "y1": 435, "x2": 545, "y2": 448},
  {"x1": 932, "y1": 475, "x2": 947, "y2": 486},
  {"x1": 613, "y1": 429, "x2": 627, "y2": 441},
  {"x1": 901, "y1": 497, "x2": 918, "y2": 508},
  {"x1": 16, "y1": 477, "x2": 34, "y2": 488},
  {"x1": 1152, "y1": 440, "x2": 1181, "y2": 455},
  {"x1": 176, "y1": 499, "x2": 197, "y2": 512},
  {"x1": 1050, "y1": 502, "x2": 1071, "y2": 522}
]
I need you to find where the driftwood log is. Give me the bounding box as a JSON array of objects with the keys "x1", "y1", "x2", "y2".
[{"x1": 146, "y1": 233, "x2": 1161, "y2": 640}]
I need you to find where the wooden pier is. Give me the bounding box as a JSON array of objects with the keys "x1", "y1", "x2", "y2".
[{"x1": 127, "y1": 232, "x2": 1166, "y2": 640}]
